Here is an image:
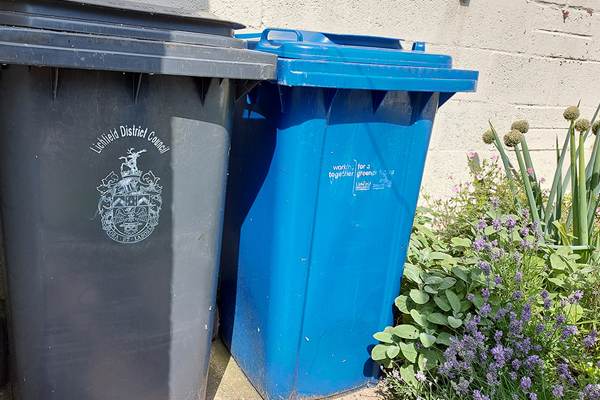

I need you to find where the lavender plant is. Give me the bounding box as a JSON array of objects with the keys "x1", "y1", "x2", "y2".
[
  {"x1": 437, "y1": 211, "x2": 599, "y2": 399},
  {"x1": 375, "y1": 205, "x2": 600, "y2": 400}
]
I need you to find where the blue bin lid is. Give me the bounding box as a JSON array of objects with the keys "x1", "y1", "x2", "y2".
[{"x1": 238, "y1": 29, "x2": 478, "y2": 92}]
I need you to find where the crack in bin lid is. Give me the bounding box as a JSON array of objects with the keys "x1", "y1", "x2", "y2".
[
  {"x1": 248, "y1": 29, "x2": 453, "y2": 68},
  {"x1": 0, "y1": 0, "x2": 246, "y2": 47}
]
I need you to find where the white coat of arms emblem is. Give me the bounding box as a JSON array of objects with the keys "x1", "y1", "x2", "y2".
[{"x1": 97, "y1": 148, "x2": 162, "y2": 243}]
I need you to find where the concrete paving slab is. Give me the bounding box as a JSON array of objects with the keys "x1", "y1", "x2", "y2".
[{"x1": 206, "y1": 337, "x2": 385, "y2": 400}]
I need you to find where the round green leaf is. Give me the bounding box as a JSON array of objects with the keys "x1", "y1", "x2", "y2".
[
  {"x1": 392, "y1": 324, "x2": 419, "y2": 339},
  {"x1": 448, "y1": 316, "x2": 463, "y2": 329},
  {"x1": 438, "y1": 277, "x2": 457, "y2": 290},
  {"x1": 410, "y1": 309, "x2": 430, "y2": 329},
  {"x1": 386, "y1": 344, "x2": 400, "y2": 359},
  {"x1": 433, "y1": 295, "x2": 451, "y2": 312},
  {"x1": 424, "y1": 276, "x2": 444, "y2": 285},
  {"x1": 424, "y1": 285, "x2": 438, "y2": 294},
  {"x1": 410, "y1": 289, "x2": 430, "y2": 305},
  {"x1": 445, "y1": 289, "x2": 461, "y2": 313},
  {"x1": 371, "y1": 344, "x2": 390, "y2": 361},
  {"x1": 395, "y1": 295, "x2": 411, "y2": 314},
  {"x1": 419, "y1": 332, "x2": 436, "y2": 348},
  {"x1": 426, "y1": 313, "x2": 448, "y2": 326},
  {"x1": 399, "y1": 342, "x2": 418, "y2": 363},
  {"x1": 373, "y1": 331, "x2": 393, "y2": 344},
  {"x1": 472, "y1": 293, "x2": 484, "y2": 309},
  {"x1": 460, "y1": 300, "x2": 472, "y2": 313},
  {"x1": 436, "y1": 332, "x2": 453, "y2": 346},
  {"x1": 403, "y1": 263, "x2": 423, "y2": 284},
  {"x1": 452, "y1": 266, "x2": 469, "y2": 282},
  {"x1": 400, "y1": 364, "x2": 418, "y2": 388}
]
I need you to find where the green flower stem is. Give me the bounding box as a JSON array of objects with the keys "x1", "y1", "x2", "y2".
[
  {"x1": 515, "y1": 144, "x2": 541, "y2": 229},
  {"x1": 543, "y1": 129, "x2": 572, "y2": 235},
  {"x1": 553, "y1": 138, "x2": 563, "y2": 243},
  {"x1": 520, "y1": 136, "x2": 545, "y2": 220},
  {"x1": 587, "y1": 108, "x2": 600, "y2": 230},
  {"x1": 489, "y1": 122, "x2": 520, "y2": 208},
  {"x1": 569, "y1": 122, "x2": 580, "y2": 244},
  {"x1": 579, "y1": 131, "x2": 589, "y2": 246}
]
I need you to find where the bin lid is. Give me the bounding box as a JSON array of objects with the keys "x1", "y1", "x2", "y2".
[
  {"x1": 0, "y1": 0, "x2": 277, "y2": 80},
  {"x1": 239, "y1": 29, "x2": 478, "y2": 92}
]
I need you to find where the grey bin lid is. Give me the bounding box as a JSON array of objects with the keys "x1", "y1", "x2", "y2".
[{"x1": 0, "y1": 0, "x2": 277, "y2": 80}]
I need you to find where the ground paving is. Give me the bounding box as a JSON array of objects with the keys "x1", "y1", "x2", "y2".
[{"x1": 207, "y1": 337, "x2": 385, "y2": 400}]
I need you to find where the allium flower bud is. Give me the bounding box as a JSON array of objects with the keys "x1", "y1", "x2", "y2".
[
  {"x1": 482, "y1": 130, "x2": 495, "y2": 144},
  {"x1": 593, "y1": 120, "x2": 600, "y2": 135},
  {"x1": 504, "y1": 130, "x2": 523, "y2": 147},
  {"x1": 574, "y1": 118, "x2": 591, "y2": 133},
  {"x1": 563, "y1": 106, "x2": 580, "y2": 121},
  {"x1": 511, "y1": 120, "x2": 529, "y2": 134}
]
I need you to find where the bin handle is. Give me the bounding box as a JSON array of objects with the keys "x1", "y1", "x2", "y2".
[{"x1": 260, "y1": 29, "x2": 304, "y2": 47}]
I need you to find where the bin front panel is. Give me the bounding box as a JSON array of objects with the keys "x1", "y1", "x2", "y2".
[
  {"x1": 221, "y1": 84, "x2": 439, "y2": 398},
  {"x1": 0, "y1": 65, "x2": 231, "y2": 400}
]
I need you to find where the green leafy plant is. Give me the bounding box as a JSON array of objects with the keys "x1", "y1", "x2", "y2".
[
  {"x1": 371, "y1": 208, "x2": 488, "y2": 387},
  {"x1": 486, "y1": 105, "x2": 600, "y2": 261}
]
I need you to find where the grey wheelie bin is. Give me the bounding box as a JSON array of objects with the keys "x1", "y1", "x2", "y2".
[{"x1": 0, "y1": 1, "x2": 276, "y2": 399}]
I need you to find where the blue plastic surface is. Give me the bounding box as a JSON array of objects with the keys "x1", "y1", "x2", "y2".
[
  {"x1": 239, "y1": 29, "x2": 478, "y2": 91},
  {"x1": 220, "y1": 29, "x2": 479, "y2": 399}
]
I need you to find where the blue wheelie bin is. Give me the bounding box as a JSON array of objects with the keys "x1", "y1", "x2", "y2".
[{"x1": 220, "y1": 29, "x2": 478, "y2": 399}]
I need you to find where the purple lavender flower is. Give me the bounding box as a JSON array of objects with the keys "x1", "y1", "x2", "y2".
[
  {"x1": 518, "y1": 239, "x2": 532, "y2": 250},
  {"x1": 478, "y1": 218, "x2": 488, "y2": 231},
  {"x1": 522, "y1": 208, "x2": 530, "y2": 219},
  {"x1": 554, "y1": 314, "x2": 566, "y2": 329},
  {"x1": 480, "y1": 303, "x2": 492, "y2": 316},
  {"x1": 509, "y1": 311, "x2": 523, "y2": 336},
  {"x1": 514, "y1": 270, "x2": 523, "y2": 284},
  {"x1": 521, "y1": 304, "x2": 532, "y2": 322},
  {"x1": 530, "y1": 393, "x2": 537, "y2": 400},
  {"x1": 560, "y1": 325, "x2": 578, "y2": 341},
  {"x1": 555, "y1": 363, "x2": 575, "y2": 384},
  {"x1": 520, "y1": 226, "x2": 530, "y2": 236},
  {"x1": 530, "y1": 221, "x2": 539, "y2": 232},
  {"x1": 485, "y1": 239, "x2": 498, "y2": 253},
  {"x1": 516, "y1": 337, "x2": 532, "y2": 355},
  {"x1": 473, "y1": 389, "x2": 491, "y2": 400},
  {"x1": 482, "y1": 288, "x2": 490, "y2": 302},
  {"x1": 509, "y1": 371, "x2": 517, "y2": 380},
  {"x1": 512, "y1": 359, "x2": 522, "y2": 371},
  {"x1": 494, "y1": 330, "x2": 503, "y2": 342},
  {"x1": 535, "y1": 323, "x2": 545, "y2": 335},
  {"x1": 520, "y1": 376, "x2": 531, "y2": 391},
  {"x1": 467, "y1": 293, "x2": 475, "y2": 302},
  {"x1": 492, "y1": 218, "x2": 502, "y2": 230},
  {"x1": 560, "y1": 298, "x2": 568, "y2": 308},
  {"x1": 540, "y1": 289, "x2": 549, "y2": 299},
  {"x1": 524, "y1": 354, "x2": 542, "y2": 370},
  {"x1": 553, "y1": 384, "x2": 564, "y2": 398},
  {"x1": 414, "y1": 370, "x2": 426, "y2": 382},
  {"x1": 491, "y1": 197, "x2": 499, "y2": 208},
  {"x1": 569, "y1": 290, "x2": 584, "y2": 304},
  {"x1": 543, "y1": 298, "x2": 553, "y2": 310},
  {"x1": 512, "y1": 290, "x2": 523, "y2": 300},
  {"x1": 494, "y1": 276, "x2": 503, "y2": 285},
  {"x1": 478, "y1": 260, "x2": 491, "y2": 276},
  {"x1": 506, "y1": 216, "x2": 516, "y2": 233},
  {"x1": 495, "y1": 307, "x2": 508, "y2": 320},
  {"x1": 514, "y1": 252, "x2": 522, "y2": 266},
  {"x1": 533, "y1": 345, "x2": 542, "y2": 352},
  {"x1": 473, "y1": 238, "x2": 486, "y2": 251},
  {"x1": 583, "y1": 329, "x2": 597, "y2": 348}
]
